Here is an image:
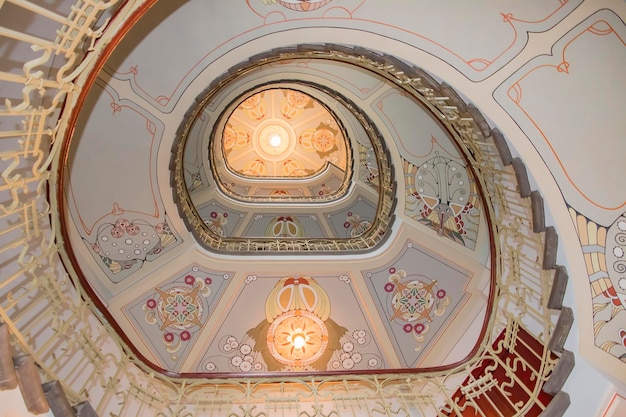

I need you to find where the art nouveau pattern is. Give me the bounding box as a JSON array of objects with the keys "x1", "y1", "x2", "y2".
[{"x1": 570, "y1": 209, "x2": 626, "y2": 364}]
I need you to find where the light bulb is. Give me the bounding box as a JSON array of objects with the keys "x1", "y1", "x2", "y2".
[
  {"x1": 292, "y1": 334, "x2": 306, "y2": 349},
  {"x1": 269, "y1": 134, "x2": 282, "y2": 147}
]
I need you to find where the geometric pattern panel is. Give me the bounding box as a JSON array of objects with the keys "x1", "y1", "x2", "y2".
[
  {"x1": 122, "y1": 265, "x2": 232, "y2": 372},
  {"x1": 363, "y1": 239, "x2": 471, "y2": 367}
]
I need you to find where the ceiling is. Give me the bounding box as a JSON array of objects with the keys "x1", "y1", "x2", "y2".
[
  {"x1": 1, "y1": 0, "x2": 625, "y2": 415},
  {"x1": 61, "y1": 2, "x2": 495, "y2": 376}
]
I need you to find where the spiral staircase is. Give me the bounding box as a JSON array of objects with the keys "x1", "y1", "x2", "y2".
[{"x1": 1, "y1": 1, "x2": 624, "y2": 416}]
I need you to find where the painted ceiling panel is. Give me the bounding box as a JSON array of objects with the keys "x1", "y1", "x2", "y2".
[
  {"x1": 495, "y1": 9, "x2": 626, "y2": 223},
  {"x1": 373, "y1": 89, "x2": 461, "y2": 163},
  {"x1": 122, "y1": 264, "x2": 232, "y2": 372},
  {"x1": 363, "y1": 239, "x2": 474, "y2": 368},
  {"x1": 60, "y1": 1, "x2": 502, "y2": 379},
  {"x1": 192, "y1": 273, "x2": 385, "y2": 374},
  {"x1": 67, "y1": 83, "x2": 165, "y2": 234}
]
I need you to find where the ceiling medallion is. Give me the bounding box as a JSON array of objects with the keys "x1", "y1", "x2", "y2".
[
  {"x1": 267, "y1": 310, "x2": 329, "y2": 368},
  {"x1": 248, "y1": 276, "x2": 346, "y2": 371},
  {"x1": 253, "y1": 119, "x2": 295, "y2": 162}
]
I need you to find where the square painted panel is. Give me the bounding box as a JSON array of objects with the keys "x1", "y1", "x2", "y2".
[{"x1": 122, "y1": 265, "x2": 232, "y2": 372}]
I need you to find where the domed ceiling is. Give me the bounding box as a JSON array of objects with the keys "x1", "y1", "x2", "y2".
[{"x1": 59, "y1": 2, "x2": 495, "y2": 377}]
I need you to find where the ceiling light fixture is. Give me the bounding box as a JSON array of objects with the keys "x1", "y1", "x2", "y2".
[
  {"x1": 292, "y1": 333, "x2": 306, "y2": 349},
  {"x1": 269, "y1": 133, "x2": 282, "y2": 148}
]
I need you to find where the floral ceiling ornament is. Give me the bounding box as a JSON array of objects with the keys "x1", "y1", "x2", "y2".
[
  {"x1": 89, "y1": 216, "x2": 177, "y2": 280},
  {"x1": 385, "y1": 268, "x2": 451, "y2": 351},
  {"x1": 143, "y1": 272, "x2": 212, "y2": 361},
  {"x1": 266, "y1": 216, "x2": 305, "y2": 238},
  {"x1": 572, "y1": 209, "x2": 626, "y2": 363},
  {"x1": 404, "y1": 152, "x2": 480, "y2": 250},
  {"x1": 298, "y1": 121, "x2": 340, "y2": 158},
  {"x1": 281, "y1": 89, "x2": 313, "y2": 119},
  {"x1": 247, "y1": 276, "x2": 346, "y2": 371}
]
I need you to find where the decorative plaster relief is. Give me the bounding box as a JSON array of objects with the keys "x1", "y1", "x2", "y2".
[{"x1": 84, "y1": 214, "x2": 179, "y2": 283}]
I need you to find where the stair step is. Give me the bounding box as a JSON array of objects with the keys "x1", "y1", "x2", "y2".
[
  {"x1": 74, "y1": 400, "x2": 99, "y2": 417},
  {"x1": 13, "y1": 354, "x2": 49, "y2": 414},
  {"x1": 0, "y1": 323, "x2": 17, "y2": 390},
  {"x1": 43, "y1": 380, "x2": 75, "y2": 416}
]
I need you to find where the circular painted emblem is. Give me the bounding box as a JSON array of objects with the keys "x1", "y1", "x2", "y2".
[
  {"x1": 390, "y1": 280, "x2": 435, "y2": 322},
  {"x1": 266, "y1": 310, "x2": 328, "y2": 367},
  {"x1": 156, "y1": 286, "x2": 204, "y2": 330}
]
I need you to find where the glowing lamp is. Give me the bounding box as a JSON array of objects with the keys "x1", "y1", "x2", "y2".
[{"x1": 292, "y1": 333, "x2": 306, "y2": 349}]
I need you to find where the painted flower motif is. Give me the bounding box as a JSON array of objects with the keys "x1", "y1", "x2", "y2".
[
  {"x1": 281, "y1": 159, "x2": 307, "y2": 176},
  {"x1": 110, "y1": 226, "x2": 124, "y2": 238},
  {"x1": 240, "y1": 93, "x2": 262, "y2": 110},
  {"x1": 243, "y1": 158, "x2": 266, "y2": 176},
  {"x1": 342, "y1": 358, "x2": 354, "y2": 369},
  {"x1": 368, "y1": 358, "x2": 378, "y2": 367},
  {"x1": 185, "y1": 275, "x2": 195, "y2": 285},
  {"x1": 115, "y1": 219, "x2": 130, "y2": 229},
  {"x1": 240, "y1": 360, "x2": 252, "y2": 372},
  {"x1": 352, "y1": 352, "x2": 362, "y2": 363},
  {"x1": 204, "y1": 277, "x2": 212, "y2": 285},
  {"x1": 312, "y1": 129, "x2": 336, "y2": 153},
  {"x1": 414, "y1": 323, "x2": 426, "y2": 334},
  {"x1": 180, "y1": 330, "x2": 191, "y2": 341},
  {"x1": 164, "y1": 332, "x2": 175, "y2": 343},
  {"x1": 384, "y1": 282, "x2": 395, "y2": 292},
  {"x1": 126, "y1": 224, "x2": 140, "y2": 235},
  {"x1": 205, "y1": 362, "x2": 216, "y2": 372},
  {"x1": 342, "y1": 342, "x2": 354, "y2": 352},
  {"x1": 146, "y1": 299, "x2": 157, "y2": 309},
  {"x1": 403, "y1": 323, "x2": 413, "y2": 333},
  {"x1": 286, "y1": 90, "x2": 311, "y2": 108},
  {"x1": 223, "y1": 126, "x2": 236, "y2": 150},
  {"x1": 437, "y1": 289, "x2": 447, "y2": 299}
]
